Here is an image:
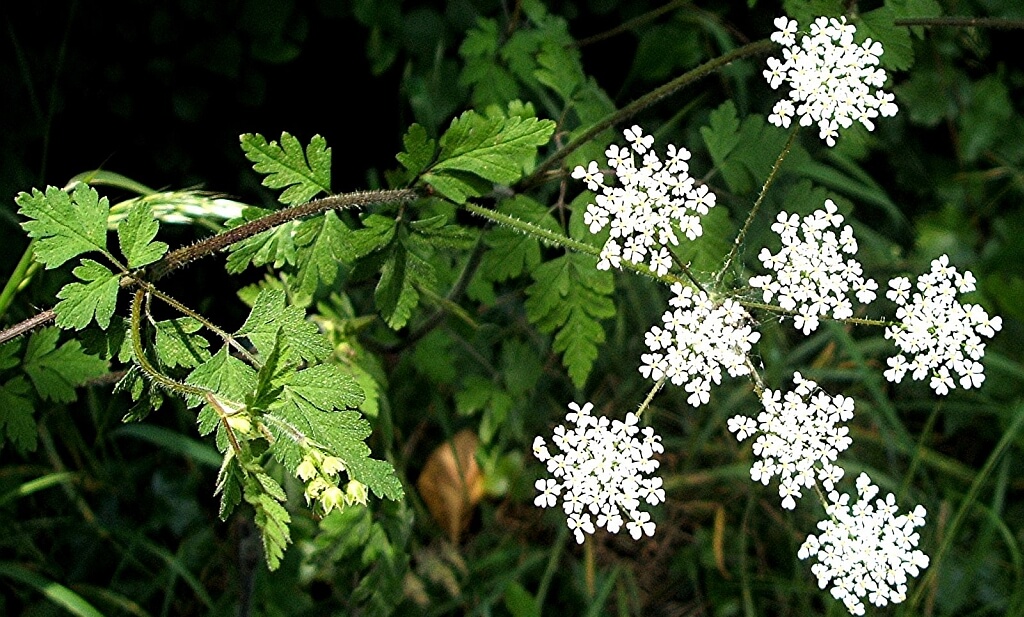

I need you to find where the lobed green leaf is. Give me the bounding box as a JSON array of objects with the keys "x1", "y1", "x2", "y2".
[
  {"x1": 240, "y1": 132, "x2": 332, "y2": 206},
  {"x1": 53, "y1": 260, "x2": 120, "y2": 331},
  {"x1": 117, "y1": 201, "x2": 168, "y2": 268},
  {"x1": 22, "y1": 328, "x2": 108, "y2": 403},
  {"x1": 18, "y1": 185, "x2": 111, "y2": 269}
]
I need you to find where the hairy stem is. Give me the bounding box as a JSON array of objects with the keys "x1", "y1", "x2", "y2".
[
  {"x1": 636, "y1": 378, "x2": 666, "y2": 418},
  {"x1": 523, "y1": 38, "x2": 775, "y2": 186},
  {"x1": 0, "y1": 309, "x2": 56, "y2": 345},
  {"x1": 894, "y1": 16, "x2": 1024, "y2": 29},
  {"x1": 130, "y1": 289, "x2": 213, "y2": 398},
  {"x1": 149, "y1": 188, "x2": 421, "y2": 280},
  {"x1": 460, "y1": 201, "x2": 689, "y2": 287},
  {"x1": 574, "y1": 0, "x2": 690, "y2": 48},
  {"x1": 716, "y1": 125, "x2": 799, "y2": 288}
]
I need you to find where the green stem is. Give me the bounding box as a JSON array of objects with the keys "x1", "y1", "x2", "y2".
[
  {"x1": 129, "y1": 289, "x2": 213, "y2": 399},
  {"x1": 0, "y1": 240, "x2": 39, "y2": 320},
  {"x1": 636, "y1": 378, "x2": 665, "y2": 418},
  {"x1": 460, "y1": 201, "x2": 689, "y2": 287},
  {"x1": 738, "y1": 299, "x2": 896, "y2": 328},
  {"x1": 716, "y1": 125, "x2": 799, "y2": 288},
  {"x1": 523, "y1": 38, "x2": 776, "y2": 186},
  {"x1": 133, "y1": 279, "x2": 260, "y2": 367}
]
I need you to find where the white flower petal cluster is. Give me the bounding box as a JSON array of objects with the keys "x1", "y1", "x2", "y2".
[
  {"x1": 798, "y1": 473, "x2": 929, "y2": 615},
  {"x1": 883, "y1": 255, "x2": 1002, "y2": 394},
  {"x1": 571, "y1": 125, "x2": 716, "y2": 277},
  {"x1": 729, "y1": 372, "x2": 853, "y2": 509},
  {"x1": 533, "y1": 402, "x2": 665, "y2": 544},
  {"x1": 640, "y1": 283, "x2": 761, "y2": 407},
  {"x1": 765, "y1": 16, "x2": 898, "y2": 146},
  {"x1": 749, "y1": 200, "x2": 877, "y2": 335}
]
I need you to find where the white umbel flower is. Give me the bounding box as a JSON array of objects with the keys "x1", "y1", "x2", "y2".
[
  {"x1": 765, "y1": 16, "x2": 898, "y2": 145},
  {"x1": 729, "y1": 372, "x2": 854, "y2": 509},
  {"x1": 640, "y1": 283, "x2": 761, "y2": 407},
  {"x1": 884, "y1": 255, "x2": 1002, "y2": 394},
  {"x1": 571, "y1": 126, "x2": 716, "y2": 277},
  {"x1": 798, "y1": 473, "x2": 929, "y2": 615},
  {"x1": 533, "y1": 402, "x2": 665, "y2": 544},
  {"x1": 749, "y1": 200, "x2": 876, "y2": 334}
]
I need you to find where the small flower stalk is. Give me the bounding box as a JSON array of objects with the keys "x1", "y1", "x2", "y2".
[
  {"x1": 533, "y1": 402, "x2": 665, "y2": 544},
  {"x1": 765, "y1": 16, "x2": 898, "y2": 145}
]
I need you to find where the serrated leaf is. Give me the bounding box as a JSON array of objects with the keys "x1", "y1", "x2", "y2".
[
  {"x1": 479, "y1": 195, "x2": 561, "y2": 283},
  {"x1": 337, "y1": 214, "x2": 397, "y2": 263},
  {"x1": 290, "y1": 211, "x2": 347, "y2": 300},
  {"x1": 409, "y1": 214, "x2": 478, "y2": 250},
  {"x1": 432, "y1": 112, "x2": 555, "y2": 187},
  {"x1": 283, "y1": 363, "x2": 365, "y2": 413},
  {"x1": 225, "y1": 208, "x2": 298, "y2": 274},
  {"x1": 396, "y1": 123, "x2": 437, "y2": 177},
  {"x1": 22, "y1": 328, "x2": 107, "y2": 403},
  {"x1": 0, "y1": 377, "x2": 36, "y2": 453},
  {"x1": 234, "y1": 288, "x2": 331, "y2": 363},
  {"x1": 215, "y1": 454, "x2": 243, "y2": 521},
  {"x1": 154, "y1": 318, "x2": 211, "y2": 368},
  {"x1": 243, "y1": 475, "x2": 291, "y2": 570},
  {"x1": 701, "y1": 102, "x2": 794, "y2": 195},
  {"x1": 17, "y1": 185, "x2": 111, "y2": 269},
  {"x1": 184, "y1": 348, "x2": 257, "y2": 434},
  {"x1": 856, "y1": 6, "x2": 913, "y2": 71},
  {"x1": 240, "y1": 132, "x2": 331, "y2": 206},
  {"x1": 53, "y1": 259, "x2": 120, "y2": 331},
  {"x1": 525, "y1": 253, "x2": 615, "y2": 388},
  {"x1": 250, "y1": 328, "x2": 291, "y2": 411},
  {"x1": 421, "y1": 170, "x2": 492, "y2": 204},
  {"x1": 117, "y1": 201, "x2": 168, "y2": 268},
  {"x1": 375, "y1": 241, "x2": 436, "y2": 330}
]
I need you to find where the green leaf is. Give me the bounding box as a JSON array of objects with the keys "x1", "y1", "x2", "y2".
[
  {"x1": 234, "y1": 288, "x2": 332, "y2": 363},
  {"x1": 17, "y1": 185, "x2": 111, "y2": 269},
  {"x1": 396, "y1": 123, "x2": 437, "y2": 177},
  {"x1": 242, "y1": 474, "x2": 291, "y2": 570},
  {"x1": 337, "y1": 214, "x2": 397, "y2": 263},
  {"x1": 53, "y1": 259, "x2": 120, "y2": 331},
  {"x1": 225, "y1": 207, "x2": 298, "y2": 274},
  {"x1": 525, "y1": 252, "x2": 615, "y2": 388},
  {"x1": 432, "y1": 111, "x2": 555, "y2": 186},
  {"x1": 782, "y1": 0, "x2": 844, "y2": 25},
  {"x1": 290, "y1": 211, "x2": 347, "y2": 299},
  {"x1": 267, "y1": 365, "x2": 402, "y2": 500},
  {"x1": 22, "y1": 328, "x2": 107, "y2": 403},
  {"x1": 240, "y1": 132, "x2": 331, "y2": 206},
  {"x1": 0, "y1": 377, "x2": 36, "y2": 453},
  {"x1": 701, "y1": 102, "x2": 793, "y2": 195},
  {"x1": 856, "y1": 6, "x2": 913, "y2": 71},
  {"x1": 154, "y1": 318, "x2": 211, "y2": 369},
  {"x1": 214, "y1": 454, "x2": 243, "y2": 521},
  {"x1": 375, "y1": 241, "x2": 436, "y2": 330},
  {"x1": 116, "y1": 201, "x2": 168, "y2": 268},
  {"x1": 184, "y1": 348, "x2": 258, "y2": 433}
]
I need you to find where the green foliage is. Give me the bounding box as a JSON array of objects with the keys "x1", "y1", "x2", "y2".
[
  {"x1": 701, "y1": 101, "x2": 794, "y2": 195},
  {"x1": 22, "y1": 328, "x2": 107, "y2": 403},
  {"x1": 234, "y1": 288, "x2": 332, "y2": 363},
  {"x1": 240, "y1": 132, "x2": 332, "y2": 206},
  {"x1": 117, "y1": 202, "x2": 169, "y2": 268},
  {"x1": 53, "y1": 260, "x2": 120, "y2": 330},
  {"x1": 856, "y1": 6, "x2": 914, "y2": 71},
  {"x1": 153, "y1": 317, "x2": 211, "y2": 369},
  {"x1": 225, "y1": 207, "x2": 298, "y2": 273},
  {"x1": 422, "y1": 107, "x2": 556, "y2": 203},
  {"x1": 525, "y1": 252, "x2": 615, "y2": 389},
  {"x1": 17, "y1": 185, "x2": 110, "y2": 268}
]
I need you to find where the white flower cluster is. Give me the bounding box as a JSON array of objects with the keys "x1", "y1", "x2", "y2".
[
  {"x1": 533, "y1": 402, "x2": 665, "y2": 544},
  {"x1": 728, "y1": 372, "x2": 853, "y2": 509},
  {"x1": 749, "y1": 200, "x2": 877, "y2": 335},
  {"x1": 798, "y1": 473, "x2": 929, "y2": 615},
  {"x1": 572, "y1": 125, "x2": 716, "y2": 276},
  {"x1": 883, "y1": 255, "x2": 1002, "y2": 394},
  {"x1": 765, "y1": 16, "x2": 898, "y2": 146},
  {"x1": 640, "y1": 283, "x2": 761, "y2": 407}
]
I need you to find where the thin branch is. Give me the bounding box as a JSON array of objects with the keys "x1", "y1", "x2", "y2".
[
  {"x1": 574, "y1": 0, "x2": 690, "y2": 48},
  {"x1": 149, "y1": 188, "x2": 421, "y2": 280},
  {"x1": 0, "y1": 309, "x2": 56, "y2": 345},
  {"x1": 894, "y1": 16, "x2": 1024, "y2": 29},
  {"x1": 522, "y1": 38, "x2": 776, "y2": 187}
]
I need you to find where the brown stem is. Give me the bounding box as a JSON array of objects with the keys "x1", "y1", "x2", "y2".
[
  {"x1": 0, "y1": 309, "x2": 56, "y2": 346},
  {"x1": 894, "y1": 16, "x2": 1024, "y2": 29},
  {"x1": 148, "y1": 188, "x2": 421, "y2": 280}
]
